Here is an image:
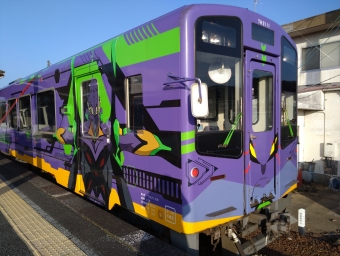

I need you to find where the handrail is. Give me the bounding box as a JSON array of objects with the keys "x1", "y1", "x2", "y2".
[
  {"x1": 284, "y1": 109, "x2": 294, "y2": 137},
  {"x1": 219, "y1": 112, "x2": 242, "y2": 148}
]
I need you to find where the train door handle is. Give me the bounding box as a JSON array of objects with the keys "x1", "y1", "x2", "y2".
[{"x1": 250, "y1": 134, "x2": 257, "y2": 140}]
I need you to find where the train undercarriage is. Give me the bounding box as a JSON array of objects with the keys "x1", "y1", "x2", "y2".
[{"x1": 171, "y1": 194, "x2": 297, "y2": 256}]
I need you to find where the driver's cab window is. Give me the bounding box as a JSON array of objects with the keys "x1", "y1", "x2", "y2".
[
  {"x1": 195, "y1": 17, "x2": 242, "y2": 158},
  {"x1": 196, "y1": 54, "x2": 242, "y2": 133},
  {"x1": 281, "y1": 92, "x2": 296, "y2": 125}
]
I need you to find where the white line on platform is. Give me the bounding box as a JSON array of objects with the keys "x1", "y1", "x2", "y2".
[
  {"x1": 52, "y1": 192, "x2": 72, "y2": 197},
  {"x1": 120, "y1": 230, "x2": 154, "y2": 246}
]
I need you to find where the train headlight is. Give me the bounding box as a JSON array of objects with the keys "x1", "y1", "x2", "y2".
[{"x1": 190, "y1": 167, "x2": 199, "y2": 178}]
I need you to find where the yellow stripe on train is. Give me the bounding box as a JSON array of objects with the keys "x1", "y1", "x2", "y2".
[
  {"x1": 133, "y1": 202, "x2": 241, "y2": 234},
  {"x1": 7, "y1": 149, "x2": 298, "y2": 235},
  {"x1": 9, "y1": 149, "x2": 70, "y2": 187}
]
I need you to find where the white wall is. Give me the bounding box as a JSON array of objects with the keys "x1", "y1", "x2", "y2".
[
  {"x1": 300, "y1": 91, "x2": 340, "y2": 174},
  {"x1": 297, "y1": 109, "x2": 304, "y2": 163},
  {"x1": 292, "y1": 27, "x2": 340, "y2": 175}
]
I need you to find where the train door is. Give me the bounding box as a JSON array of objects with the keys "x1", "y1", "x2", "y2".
[
  {"x1": 73, "y1": 62, "x2": 113, "y2": 206},
  {"x1": 244, "y1": 51, "x2": 279, "y2": 214}
]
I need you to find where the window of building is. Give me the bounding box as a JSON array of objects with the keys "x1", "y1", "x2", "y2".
[
  {"x1": 321, "y1": 41, "x2": 340, "y2": 68},
  {"x1": 81, "y1": 79, "x2": 100, "y2": 138},
  {"x1": 301, "y1": 45, "x2": 320, "y2": 71},
  {"x1": 37, "y1": 90, "x2": 56, "y2": 133},
  {"x1": 0, "y1": 100, "x2": 7, "y2": 128},
  {"x1": 302, "y1": 41, "x2": 340, "y2": 71},
  {"x1": 19, "y1": 96, "x2": 31, "y2": 129},
  {"x1": 125, "y1": 75, "x2": 143, "y2": 130},
  {"x1": 8, "y1": 99, "x2": 17, "y2": 129}
]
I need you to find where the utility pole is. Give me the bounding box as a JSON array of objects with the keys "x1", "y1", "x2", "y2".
[
  {"x1": 47, "y1": 60, "x2": 51, "y2": 67},
  {"x1": 0, "y1": 70, "x2": 5, "y2": 79},
  {"x1": 254, "y1": 0, "x2": 258, "y2": 12}
]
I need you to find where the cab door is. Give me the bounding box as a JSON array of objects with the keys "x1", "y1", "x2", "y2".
[{"x1": 244, "y1": 51, "x2": 279, "y2": 214}]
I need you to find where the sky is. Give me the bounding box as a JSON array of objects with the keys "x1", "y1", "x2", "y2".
[{"x1": 0, "y1": 0, "x2": 339, "y2": 88}]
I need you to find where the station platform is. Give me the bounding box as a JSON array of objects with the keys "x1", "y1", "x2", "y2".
[
  {"x1": 0, "y1": 171, "x2": 86, "y2": 255},
  {"x1": 0, "y1": 155, "x2": 185, "y2": 256}
]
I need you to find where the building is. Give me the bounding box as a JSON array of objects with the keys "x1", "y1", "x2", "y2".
[{"x1": 282, "y1": 9, "x2": 340, "y2": 182}]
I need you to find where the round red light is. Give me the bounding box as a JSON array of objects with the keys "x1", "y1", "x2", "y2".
[{"x1": 191, "y1": 167, "x2": 199, "y2": 178}]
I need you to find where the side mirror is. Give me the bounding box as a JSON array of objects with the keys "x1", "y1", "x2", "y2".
[{"x1": 191, "y1": 83, "x2": 209, "y2": 118}]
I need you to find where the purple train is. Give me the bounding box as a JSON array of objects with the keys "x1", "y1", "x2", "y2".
[{"x1": 0, "y1": 4, "x2": 298, "y2": 255}]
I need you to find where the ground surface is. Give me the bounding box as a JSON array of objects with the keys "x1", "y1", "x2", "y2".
[
  {"x1": 259, "y1": 182, "x2": 340, "y2": 256},
  {"x1": 2, "y1": 153, "x2": 340, "y2": 255},
  {"x1": 199, "y1": 182, "x2": 340, "y2": 255}
]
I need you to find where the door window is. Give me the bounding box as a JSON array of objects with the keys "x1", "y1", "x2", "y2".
[
  {"x1": 252, "y1": 70, "x2": 273, "y2": 132},
  {"x1": 81, "y1": 79, "x2": 100, "y2": 138}
]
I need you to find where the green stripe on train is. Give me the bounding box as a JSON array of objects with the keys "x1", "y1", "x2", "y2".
[
  {"x1": 181, "y1": 130, "x2": 195, "y2": 141},
  {"x1": 115, "y1": 27, "x2": 180, "y2": 67},
  {"x1": 182, "y1": 143, "x2": 195, "y2": 155}
]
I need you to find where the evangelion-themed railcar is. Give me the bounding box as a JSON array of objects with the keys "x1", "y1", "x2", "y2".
[{"x1": 0, "y1": 4, "x2": 298, "y2": 255}]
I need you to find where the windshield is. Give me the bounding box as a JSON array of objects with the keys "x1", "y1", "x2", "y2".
[
  {"x1": 196, "y1": 52, "x2": 242, "y2": 131},
  {"x1": 281, "y1": 37, "x2": 297, "y2": 148},
  {"x1": 195, "y1": 17, "x2": 242, "y2": 158}
]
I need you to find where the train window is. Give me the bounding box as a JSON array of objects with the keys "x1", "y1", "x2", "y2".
[
  {"x1": 19, "y1": 96, "x2": 31, "y2": 130},
  {"x1": 8, "y1": 99, "x2": 18, "y2": 129},
  {"x1": 202, "y1": 21, "x2": 236, "y2": 48},
  {"x1": 252, "y1": 88, "x2": 259, "y2": 124},
  {"x1": 252, "y1": 70, "x2": 273, "y2": 132},
  {"x1": 252, "y1": 23, "x2": 274, "y2": 46},
  {"x1": 195, "y1": 43, "x2": 242, "y2": 131},
  {"x1": 37, "y1": 90, "x2": 56, "y2": 133},
  {"x1": 281, "y1": 37, "x2": 297, "y2": 148},
  {"x1": 125, "y1": 75, "x2": 143, "y2": 130},
  {"x1": 81, "y1": 79, "x2": 100, "y2": 138},
  {"x1": 196, "y1": 17, "x2": 241, "y2": 58},
  {"x1": 0, "y1": 99, "x2": 7, "y2": 128},
  {"x1": 195, "y1": 17, "x2": 242, "y2": 158}
]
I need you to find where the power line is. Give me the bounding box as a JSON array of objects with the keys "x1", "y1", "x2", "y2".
[
  {"x1": 297, "y1": 15, "x2": 340, "y2": 70},
  {"x1": 297, "y1": 14, "x2": 340, "y2": 64},
  {"x1": 298, "y1": 72, "x2": 340, "y2": 100}
]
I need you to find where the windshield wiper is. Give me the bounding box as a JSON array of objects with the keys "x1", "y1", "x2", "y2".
[{"x1": 219, "y1": 112, "x2": 242, "y2": 148}]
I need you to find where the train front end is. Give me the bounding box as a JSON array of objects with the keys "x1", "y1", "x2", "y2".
[{"x1": 174, "y1": 4, "x2": 298, "y2": 255}]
